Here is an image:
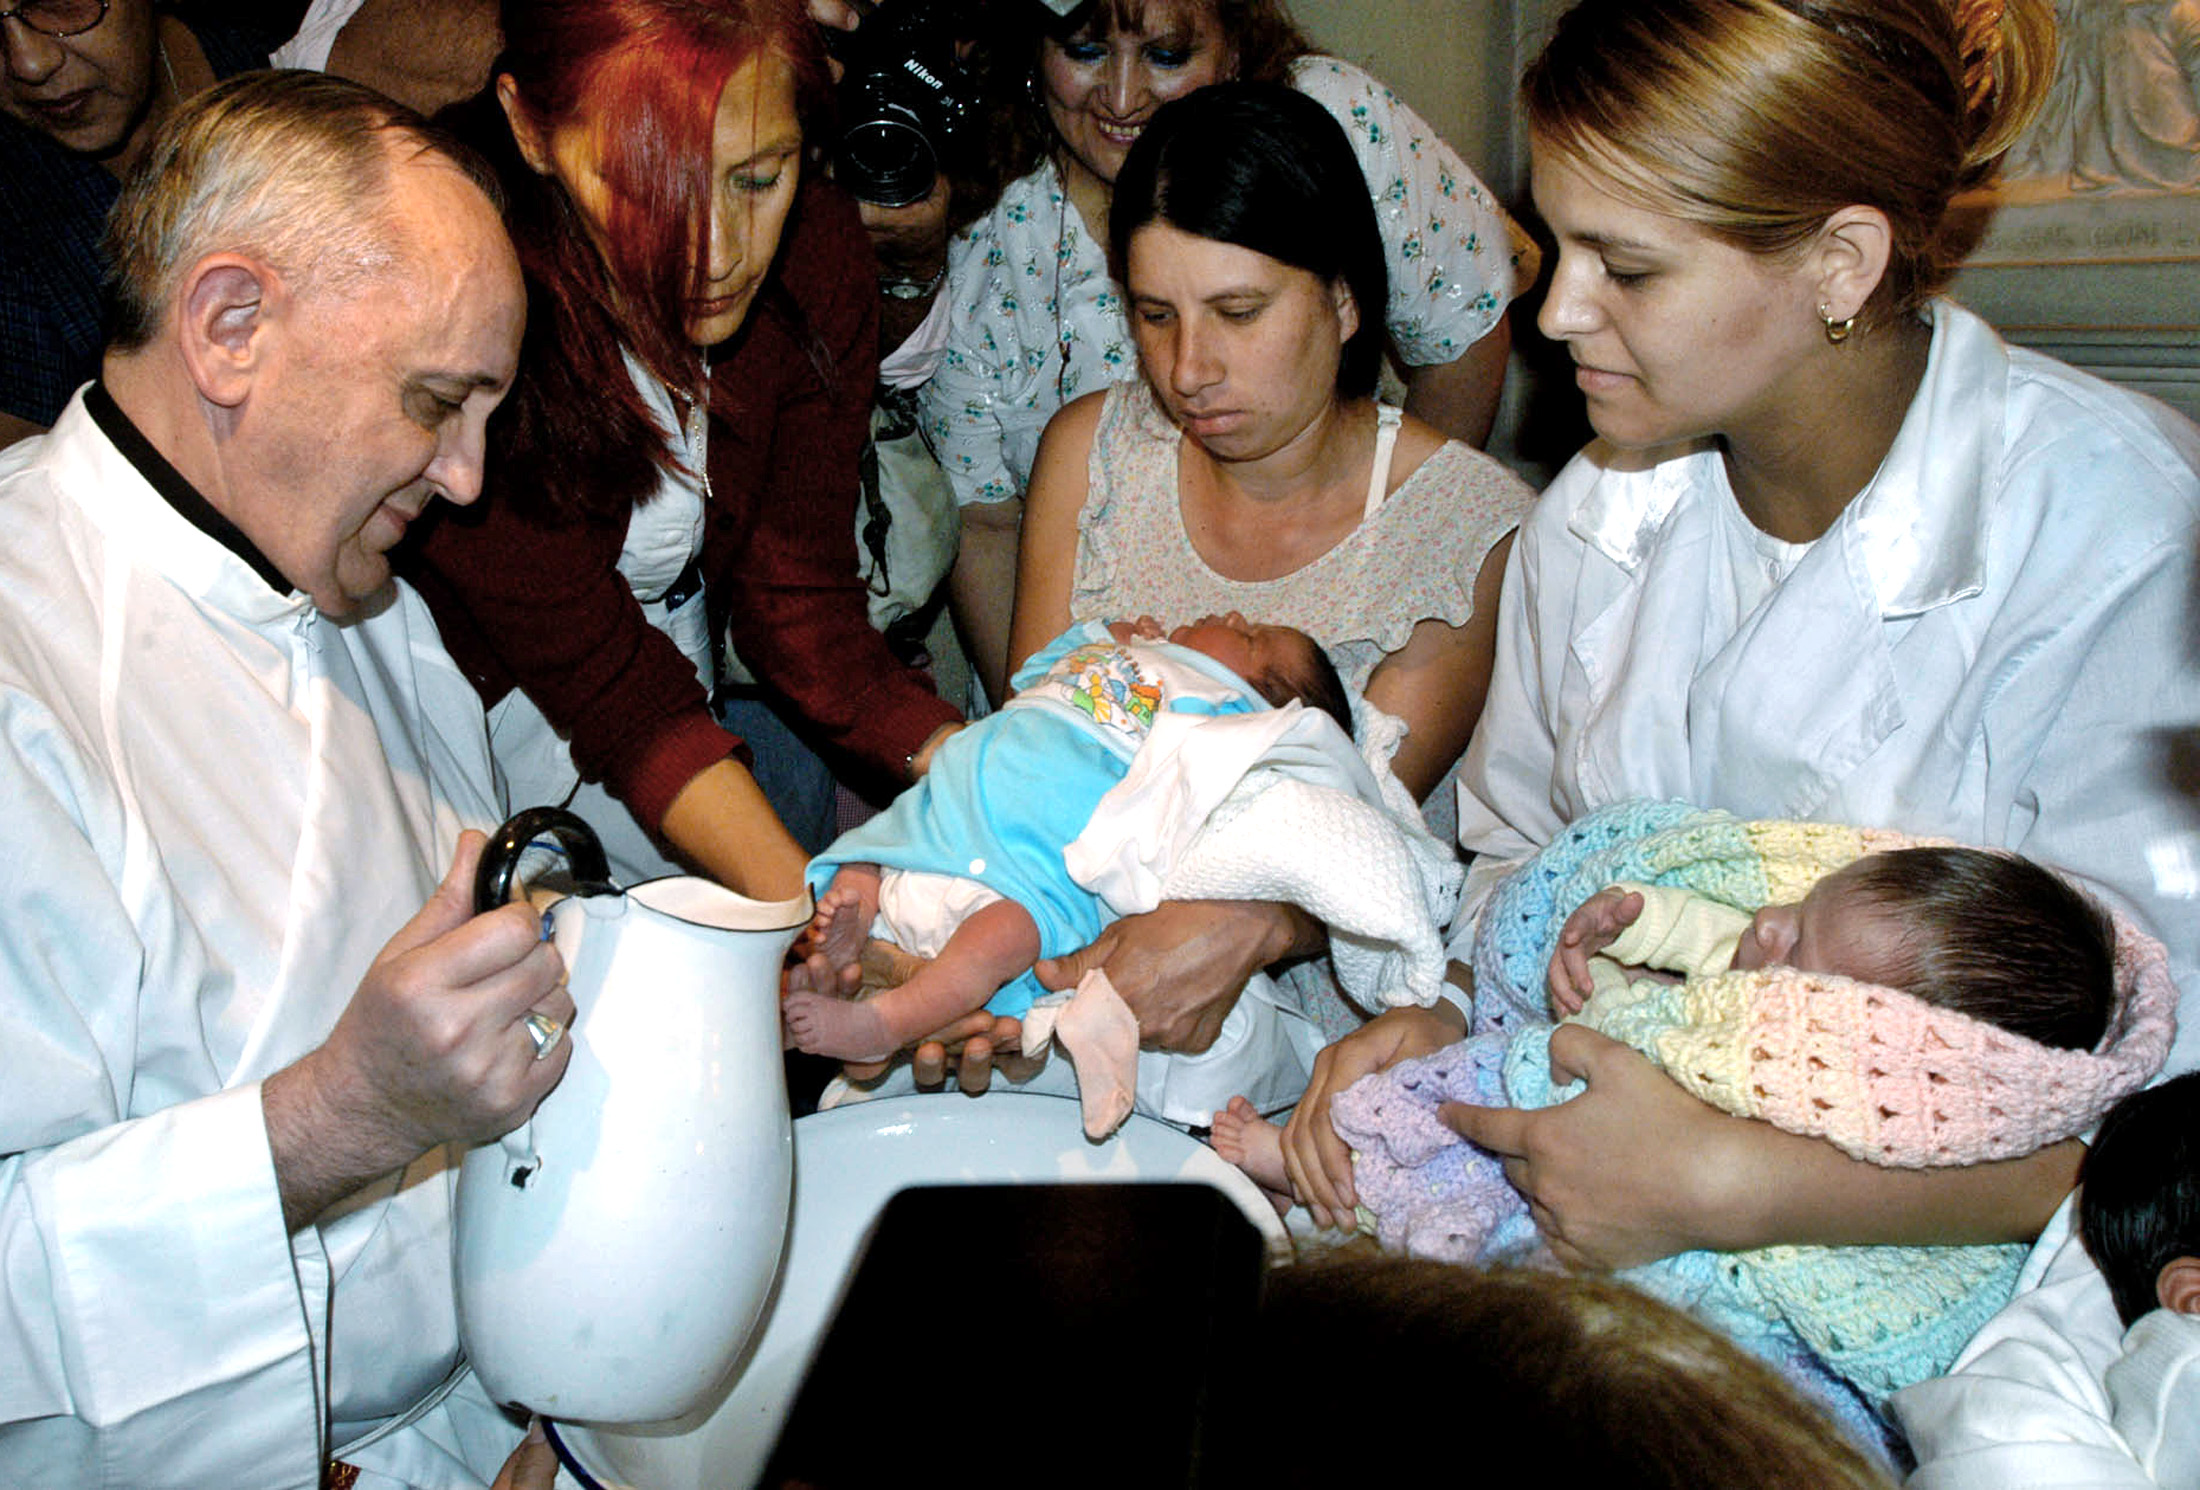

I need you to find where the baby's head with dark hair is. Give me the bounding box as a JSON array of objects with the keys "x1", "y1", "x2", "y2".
[
  {"x1": 2079, "y1": 1073, "x2": 2200, "y2": 1328},
  {"x1": 1161, "y1": 614, "x2": 1354, "y2": 740},
  {"x1": 1834, "y1": 847, "x2": 2116, "y2": 1051},
  {"x1": 1245, "y1": 629, "x2": 1354, "y2": 741}
]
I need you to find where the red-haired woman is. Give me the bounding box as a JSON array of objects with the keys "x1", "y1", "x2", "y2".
[{"x1": 405, "y1": 0, "x2": 962, "y2": 899}]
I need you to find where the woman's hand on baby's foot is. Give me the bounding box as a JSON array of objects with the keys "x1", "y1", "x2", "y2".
[{"x1": 855, "y1": 937, "x2": 925, "y2": 998}]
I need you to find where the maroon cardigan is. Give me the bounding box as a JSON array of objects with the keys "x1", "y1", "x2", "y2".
[{"x1": 407, "y1": 180, "x2": 960, "y2": 834}]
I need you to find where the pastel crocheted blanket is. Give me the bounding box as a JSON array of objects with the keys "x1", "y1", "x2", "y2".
[{"x1": 1329, "y1": 799, "x2": 2178, "y2": 1410}]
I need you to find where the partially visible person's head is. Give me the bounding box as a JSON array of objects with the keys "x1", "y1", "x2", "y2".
[
  {"x1": 1113, "y1": 81, "x2": 1386, "y2": 422},
  {"x1": 1026, "y1": 0, "x2": 1307, "y2": 190},
  {"x1": 1730, "y1": 847, "x2": 2115, "y2": 1050},
  {"x1": 1522, "y1": 0, "x2": 2054, "y2": 329},
  {"x1": 103, "y1": 70, "x2": 524, "y2": 616},
  {"x1": 1212, "y1": 1258, "x2": 1896, "y2": 1488},
  {"x1": 1, "y1": 0, "x2": 158, "y2": 160},
  {"x1": 2080, "y1": 1072, "x2": 2200, "y2": 1328},
  {"x1": 492, "y1": 0, "x2": 829, "y2": 365},
  {"x1": 1167, "y1": 612, "x2": 1352, "y2": 738}
]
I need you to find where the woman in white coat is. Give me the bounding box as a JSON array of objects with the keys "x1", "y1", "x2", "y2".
[{"x1": 1280, "y1": 0, "x2": 2200, "y2": 1265}]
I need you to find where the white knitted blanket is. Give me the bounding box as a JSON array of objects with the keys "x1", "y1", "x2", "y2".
[{"x1": 1065, "y1": 701, "x2": 1461, "y2": 1021}]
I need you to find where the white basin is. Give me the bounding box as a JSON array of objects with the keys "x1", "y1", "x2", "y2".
[{"x1": 548, "y1": 1092, "x2": 1285, "y2": 1489}]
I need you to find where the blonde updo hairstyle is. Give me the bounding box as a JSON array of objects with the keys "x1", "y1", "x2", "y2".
[{"x1": 1522, "y1": 0, "x2": 2055, "y2": 329}]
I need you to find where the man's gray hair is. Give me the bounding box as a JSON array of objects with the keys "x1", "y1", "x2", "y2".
[{"x1": 103, "y1": 70, "x2": 502, "y2": 351}]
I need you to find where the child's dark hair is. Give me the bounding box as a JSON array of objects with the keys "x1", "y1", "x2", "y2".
[
  {"x1": 1841, "y1": 847, "x2": 2116, "y2": 1050},
  {"x1": 2079, "y1": 1072, "x2": 2200, "y2": 1327},
  {"x1": 1248, "y1": 633, "x2": 1354, "y2": 740}
]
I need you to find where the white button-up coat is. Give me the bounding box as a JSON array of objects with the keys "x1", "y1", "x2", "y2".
[
  {"x1": 1455, "y1": 301, "x2": 2200, "y2": 1072},
  {"x1": 0, "y1": 393, "x2": 511, "y2": 1487}
]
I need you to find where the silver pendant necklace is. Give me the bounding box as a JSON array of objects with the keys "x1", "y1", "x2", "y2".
[{"x1": 679, "y1": 364, "x2": 713, "y2": 503}]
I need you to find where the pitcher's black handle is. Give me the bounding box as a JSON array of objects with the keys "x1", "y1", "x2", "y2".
[{"x1": 474, "y1": 806, "x2": 617, "y2": 915}]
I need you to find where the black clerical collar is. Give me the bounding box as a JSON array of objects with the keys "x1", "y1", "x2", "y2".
[{"x1": 83, "y1": 381, "x2": 295, "y2": 598}]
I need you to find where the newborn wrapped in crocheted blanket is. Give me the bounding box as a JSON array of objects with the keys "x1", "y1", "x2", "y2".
[{"x1": 1329, "y1": 799, "x2": 2178, "y2": 1409}]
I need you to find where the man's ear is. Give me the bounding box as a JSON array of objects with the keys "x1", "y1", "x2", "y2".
[
  {"x1": 496, "y1": 73, "x2": 556, "y2": 176},
  {"x1": 177, "y1": 253, "x2": 280, "y2": 409},
  {"x1": 2157, "y1": 1255, "x2": 2200, "y2": 1316},
  {"x1": 1809, "y1": 204, "x2": 1894, "y2": 328}
]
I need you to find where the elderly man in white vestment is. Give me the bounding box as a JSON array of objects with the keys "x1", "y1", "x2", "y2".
[{"x1": 0, "y1": 72, "x2": 574, "y2": 1490}]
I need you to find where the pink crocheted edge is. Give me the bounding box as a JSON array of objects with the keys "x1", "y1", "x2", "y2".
[{"x1": 1736, "y1": 909, "x2": 2175, "y2": 1168}]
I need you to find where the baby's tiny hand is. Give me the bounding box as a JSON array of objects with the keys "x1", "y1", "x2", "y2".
[{"x1": 1547, "y1": 886, "x2": 1645, "y2": 1015}]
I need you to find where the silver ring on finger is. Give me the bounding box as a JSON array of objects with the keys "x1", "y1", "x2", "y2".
[{"x1": 523, "y1": 1010, "x2": 566, "y2": 1061}]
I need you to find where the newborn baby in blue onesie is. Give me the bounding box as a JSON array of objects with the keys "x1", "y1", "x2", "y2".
[{"x1": 783, "y1": 615, "x2": 1352, "y2": 1063}]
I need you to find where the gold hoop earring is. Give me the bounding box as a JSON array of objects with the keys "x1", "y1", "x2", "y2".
[{"x1": 1819, "y1": 303, "x2": 1856, "y2": 345}]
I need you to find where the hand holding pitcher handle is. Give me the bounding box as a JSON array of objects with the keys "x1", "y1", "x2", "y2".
[
  {"x1": 261, "y1": 831, "x2": 574, "y2": 1231},
  {"x1": 473, "y1": 805, "x2": 617, "y2": 914},
  {"x1": 470, "y1": 806, "x2": 616, "y2": 1168}
]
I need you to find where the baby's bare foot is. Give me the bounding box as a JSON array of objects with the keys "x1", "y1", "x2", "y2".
[
  {"x1": 783, "y1": 989, "x2": 899, "y2": 1064},
  {"x1": 812, "y1": 877, "x2": 877, "y2": 976},
  {"x1": 1210, "y1": 1095, "x2": 1293, "y2": 1199}
]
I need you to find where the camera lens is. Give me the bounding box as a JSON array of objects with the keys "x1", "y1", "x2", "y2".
[
  {"x1": 838, "y1": 95, "x2": 938, "y2": 206},
  {"x1": 829, "y1": 0, "x2": 975, "y2": 207}
]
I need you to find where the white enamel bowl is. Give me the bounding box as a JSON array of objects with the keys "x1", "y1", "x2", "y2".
[{"x1": 547, "y1": 1092, "x2": 1286, "y2": 1489}]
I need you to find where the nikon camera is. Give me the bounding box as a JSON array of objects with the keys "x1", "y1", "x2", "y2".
[{"x1": 828, "y1": 0, "x2": 984, "y2": 207}]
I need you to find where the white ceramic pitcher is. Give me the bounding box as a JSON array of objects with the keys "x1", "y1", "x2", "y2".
[{"x1": 454, "y1": 807, "x2": 809, "y2": 1424}]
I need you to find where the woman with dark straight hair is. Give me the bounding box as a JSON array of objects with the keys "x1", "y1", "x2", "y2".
[
  {"x1": 1105, "y1": 81, "x2": 1391, "y2": 400},
  {"x1": 920, "y1": 0, "x2": 1533, "y2": 706},
  {"x1": 929, "y1": 84, "x2": 1529, "y2": 1110},
  {"x1": 1015, "y1": 83, "x2": 1527, "y2": 820}
]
